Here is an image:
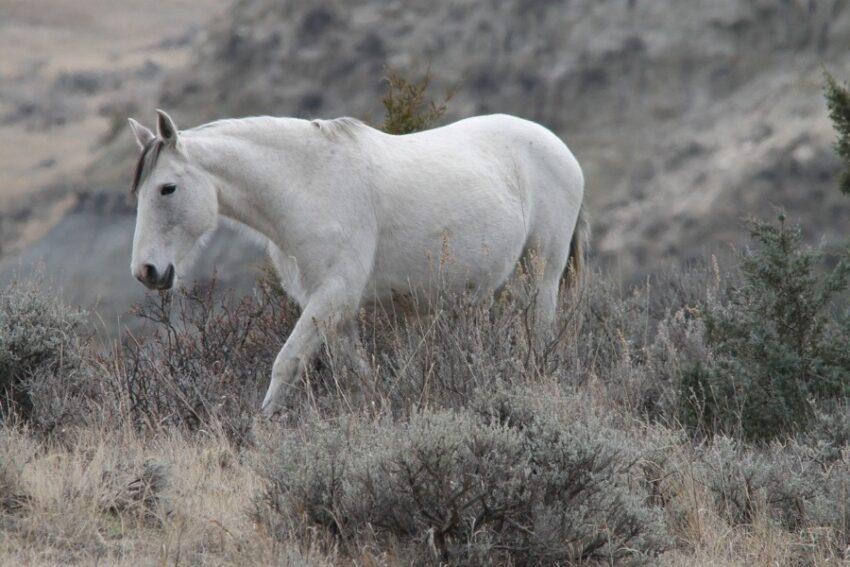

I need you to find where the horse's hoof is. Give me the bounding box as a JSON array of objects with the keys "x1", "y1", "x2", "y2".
[{"x1": 260, "y1": 400, "x2": 277, "y2": 418}]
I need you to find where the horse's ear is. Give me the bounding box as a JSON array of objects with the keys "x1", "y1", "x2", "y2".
[
  {"x1": 155, "y1": 109, "x2": 180, "y2": 145},
  {"x1": 128, "y1": 118, "x2": 155, "y2": 150}
]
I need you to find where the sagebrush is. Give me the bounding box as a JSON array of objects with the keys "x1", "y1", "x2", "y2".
[{"x1": 254, "y1": 386, "x2": 669, "y2": 564}]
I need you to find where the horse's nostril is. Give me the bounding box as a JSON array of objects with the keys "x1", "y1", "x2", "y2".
[
  {"x1": 142, "y1": 263, "x2": 158, "y2": 283},
  {"x1": 135, "y1": 263, "x2": 174, "y2": 289}
]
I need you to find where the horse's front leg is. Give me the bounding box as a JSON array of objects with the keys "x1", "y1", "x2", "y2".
[{"x1": 261, "y1": 276, "x2": 361, "y2": 415}]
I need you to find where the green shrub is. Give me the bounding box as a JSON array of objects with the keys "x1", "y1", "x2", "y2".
[
  {"x1": 254, "y1": 386, "x2": 669, "y2": 565},
  {"x1": 679, "y1": 215, "x2": 850, "y2": 441},
  {"x1": 380, "y1": 68, "x2": 450, "y2": 135}
]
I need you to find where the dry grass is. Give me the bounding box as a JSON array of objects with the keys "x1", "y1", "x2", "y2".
[
  {"x1": 1, "y1": 265, "x2": 848, "y2": 565},
  {"x1": 656, "y1": 448, "x2": 847, "y2": 566},
  {"x1": 1, "y1": 401, "x2": 846, "y2": 565}
]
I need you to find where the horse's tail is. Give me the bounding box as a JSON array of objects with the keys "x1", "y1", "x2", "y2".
[{"x1": 563, "y1": 205, "x2": 589, "y2": 293}]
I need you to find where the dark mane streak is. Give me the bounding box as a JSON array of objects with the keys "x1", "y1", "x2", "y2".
[{"x1": 131, "y1": 138, "x2": 164, "y2": 194}]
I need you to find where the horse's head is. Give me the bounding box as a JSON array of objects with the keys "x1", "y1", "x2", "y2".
[{"x1": 127, "y1": 110, "x2": 218, "y2": 290}]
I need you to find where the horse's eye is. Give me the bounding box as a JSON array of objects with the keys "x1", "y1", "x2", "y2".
[{"x1": 160, "y1": 183, "x2": 177, "y2": 196}]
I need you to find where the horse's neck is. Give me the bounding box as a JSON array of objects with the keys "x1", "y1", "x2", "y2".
[{"x1": 186, "y1": 123, "x2": 317, "y2": 246}]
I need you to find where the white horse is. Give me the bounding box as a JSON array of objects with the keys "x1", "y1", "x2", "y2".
[{"x1": 127, "y1": 110, "x2": 586, "y2": 414}]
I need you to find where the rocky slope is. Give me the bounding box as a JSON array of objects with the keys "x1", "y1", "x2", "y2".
[{"x1": 3, "y1": 0, "x2": 850, "y2": 326}]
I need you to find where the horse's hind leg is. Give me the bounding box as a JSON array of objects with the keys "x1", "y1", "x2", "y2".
[
  {"x1": 533, "y1": 273, "x2": 560, "y2": 339},
  {"x1": 335, "y1": 318, "x2": 372, "y2": 381},
  {"x1": 523, "y1": 239, "x2": 570, "y2": 343}
]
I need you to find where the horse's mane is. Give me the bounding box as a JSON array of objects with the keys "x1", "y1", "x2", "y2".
[{"x1": 131, "y1": 138, "x2": 164, "y2": 194}]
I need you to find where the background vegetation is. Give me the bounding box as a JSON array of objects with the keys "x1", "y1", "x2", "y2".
[{"x1": 0, "y1": 71, "x2": 849, "y2": 565}]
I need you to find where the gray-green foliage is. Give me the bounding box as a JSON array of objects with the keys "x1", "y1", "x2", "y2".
[
  {"x1": 254, "y1": 386, "x2": 669, "y2": 565},
  {"x1": 803, "y1": 401, "x2": 850, "y2": 462},
  {"x1": 679, "y1": 216, "x2": 850, "y2": 442},
  {"x1": 0, "y1": 280, "x2": 90, "y2": 428}
]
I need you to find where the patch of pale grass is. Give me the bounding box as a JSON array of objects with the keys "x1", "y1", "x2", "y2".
[
  {"x1": 0, "y1": 426, "x2": 336, "y2": 565},
  {"x1": 660, "y1": 520, "x2": 843, "y2": 566}
]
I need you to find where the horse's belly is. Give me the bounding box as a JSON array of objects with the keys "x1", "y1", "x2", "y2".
[{"x1": 369, "y1": 200, "x2": 527, "y2": 303}]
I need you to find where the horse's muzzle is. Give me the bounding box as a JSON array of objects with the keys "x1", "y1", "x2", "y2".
[{"x1": 136, "y1": 263, "x2": 175, "y2": 290}]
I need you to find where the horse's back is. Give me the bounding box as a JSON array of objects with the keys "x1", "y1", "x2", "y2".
[
  {"x1": 390, "y1": 114, "x2": 582, "y2": 214},
  {"x1": 365, "y1": 114, "x2": 583, "y2": 301}
]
